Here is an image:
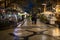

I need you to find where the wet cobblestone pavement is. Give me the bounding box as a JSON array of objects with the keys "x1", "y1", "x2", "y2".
[{"x1": 0, "y1": 19, "x2": 60, "y2": 40}]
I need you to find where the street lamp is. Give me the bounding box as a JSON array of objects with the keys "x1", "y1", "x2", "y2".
[{"x1": 42, "y1": 3, "x2": 46, "y2": 13}]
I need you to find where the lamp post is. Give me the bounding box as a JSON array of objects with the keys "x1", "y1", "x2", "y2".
[{"x1": 42, "y1": 3, "x2": 46, "y2": 13}]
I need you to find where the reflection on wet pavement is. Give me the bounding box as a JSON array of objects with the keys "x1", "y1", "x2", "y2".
[
  {"x1": 52, "y1": 27, "x2": 60, "y2": 36},
  {"x1": 43, "y1": 27, "x2": 60, "y2": 36},
  {"x1": 29, "y1": 35, "x2": 57, "y2": 40},
  {"x1": 12, "y1": 27, "x2": 60, "y2": 40},
  {"x1": 0, "y1": 19, "x2": 60, "y2": 40}
]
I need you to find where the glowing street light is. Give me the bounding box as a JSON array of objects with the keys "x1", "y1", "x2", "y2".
[
  {"x1": 42, "y1": 3, "x2": 46, "y2": 13},
  {"x1": 56, "y1": 5, "x2": 60, "y2": 13}
]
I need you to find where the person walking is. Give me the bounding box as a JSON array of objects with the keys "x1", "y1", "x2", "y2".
[{"x1": 31, "y1": 13, "x2": 37, "y2": 24}]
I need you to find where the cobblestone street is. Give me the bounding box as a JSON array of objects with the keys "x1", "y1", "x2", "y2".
[{"x1": 0, "y1": 19, "x2": 60, "y2": 40}]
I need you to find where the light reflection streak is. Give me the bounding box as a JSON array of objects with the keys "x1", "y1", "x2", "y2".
[
  {"x1": 52, "y1": 27, "x2": 60, "y2": 36},
  {"x1": 13, "y1": 27, "x2": 23, "y2": 40},
  {"x1": 13, "y1": 27, "x2": 23, "y2": 36},
  {"x1": 17, "y1": 22, "x2": 22, "y2": 27},
  {"x1": 14, "y1": 28, "x2": 22, "y2": 32}
]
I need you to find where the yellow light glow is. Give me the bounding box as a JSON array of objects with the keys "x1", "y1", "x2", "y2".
[
  {"x1": 52, "y1": 28, "x2": 60, "y2": 36},
  {"x1": 56, "y1": 5, "x2": 60, "y2": 13}
]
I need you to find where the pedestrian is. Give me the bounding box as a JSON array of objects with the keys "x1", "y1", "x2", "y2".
[
  {"x1": 22, "y1": 15, "x2": 24, "y2": 21},
  {"x1": 31, "y1": 13, "x2": 37, "y2": 24}
]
